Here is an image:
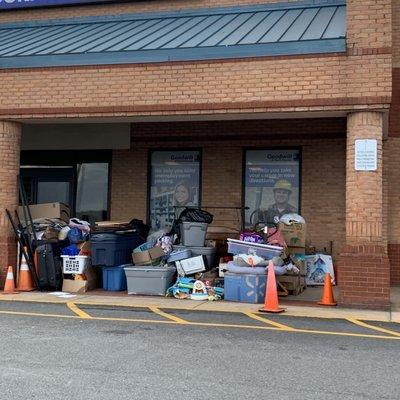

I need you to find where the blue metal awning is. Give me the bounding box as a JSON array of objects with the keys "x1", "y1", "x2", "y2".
[{"x1": 0, "y1": 0, "x2": 346, "y2": 69}]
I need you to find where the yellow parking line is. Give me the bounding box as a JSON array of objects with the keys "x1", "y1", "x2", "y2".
[
  {"x1": 148, "y1": 306, "x2": 188, "y2": 324},
  {"x1": 347, "y1": 318, "x2": 400, "y2": 338},
  {"x1": 67, "y1": 302, "x2": 92, "y2": 319},
  {"x1": 244, "y1": 311, "x2": 295, "y2": 330},
  {"x1": 0, "y1": 310, "x2": 78, "y2": 319},
  {"x1": 1, "y1": 309, "x2": 400, "y2": 340},
  {"x1": 90, "y1": 316, "x2": 176, "y2": 325}
]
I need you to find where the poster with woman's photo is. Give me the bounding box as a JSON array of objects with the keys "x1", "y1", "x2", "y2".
[
  {"x1": 244, "y1": 149, "x2": 300, "y2": 228},
  {"x1": 149, "y1": 150, "x2": 200, "y2": 230}
]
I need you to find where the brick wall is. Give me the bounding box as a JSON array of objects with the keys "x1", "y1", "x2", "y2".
[
  {"x1": 0, "y1": 121, "x2": 21, "y2": 287},
  {"x1": 386, "y1": 136, "x2": 400, "y2": 284},
  {"x1": 389, "y1": 0, "x2": 400, "y2": 284},
  {"x1": 111, "y1": 118, "x2": 346, "y2": 258},
  {"x1": 393, "y1": 0, "x2": 400, "y2": 67},
  {"x1": 0, "y1": 54, "x2": 392, "y2": 118},
  {"x1": 339, "y1": 111, "x2": 390, "y2": 308},
  {"x1": 0, "y1": 0, "x2": 392, "y2": 119},
  {"x1": 0, "y1": 0, "x2": 307, "y2": 23}
]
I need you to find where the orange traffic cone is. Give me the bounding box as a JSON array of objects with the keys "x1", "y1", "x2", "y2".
[
  {"x1": 2, "y1": 266, "x2": 19, "y2": 295},
  {"x1": 17, "y1": 253, "x2": 35, "y2": 292},
  {"x1": 317, "y1": 273, "x2": 337, "y2": 306},
  {"x1": 259, "y1": 261, "x2": 285, "y2": 313}
]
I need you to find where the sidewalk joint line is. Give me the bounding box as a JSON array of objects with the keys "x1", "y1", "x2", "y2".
[
  {"x1": 67, "y1": 302, "x2": 92, "y2": 319},
  {"x1": 148, "y1": 306, "x2": 189, "y2": 324}
]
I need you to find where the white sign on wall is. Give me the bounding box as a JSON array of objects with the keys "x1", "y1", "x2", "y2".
[{"x1": 355, "y1": 139, "x2": 377, "y2": 171}]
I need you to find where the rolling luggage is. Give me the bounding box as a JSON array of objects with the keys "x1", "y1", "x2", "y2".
[{"x1": 36, "y1": 243, "x2": 63, "y2": 290}]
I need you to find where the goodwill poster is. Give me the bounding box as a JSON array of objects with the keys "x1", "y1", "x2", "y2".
[
  {"x1": 244, "y1": 149, "x2": 300, "y2": 228},
  {"x1": 150, "y1": 151, "x2": 200, "y2": 230}
]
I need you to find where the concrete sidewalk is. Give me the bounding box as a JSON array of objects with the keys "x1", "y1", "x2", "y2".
[{"x1": 1, "y1": 291, "x2": 399, "y2": 323}]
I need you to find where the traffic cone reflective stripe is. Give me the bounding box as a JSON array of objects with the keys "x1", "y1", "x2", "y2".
[
  {"x1": 2, "y1": 266, "x2": 19, "y2": 295},
  {"x1": 317, "y1": 272, "x2": 337, "y2": 306},
  {"x1": 259, "y1": 261, "x2": 285, "y2": 314},
  {"x1": 17, "y1": 253, "x2": 35, "y2": 292}
]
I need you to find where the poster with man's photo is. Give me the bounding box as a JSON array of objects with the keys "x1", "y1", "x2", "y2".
[
  {"x1": 244, "y1": 149, "x2": 300, "y2": 228},
  {"x1": 150, "y1": 150, "x2": 200, "y2": 230}
]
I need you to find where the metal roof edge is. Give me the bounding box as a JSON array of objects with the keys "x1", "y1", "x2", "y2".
[
  {"x1": 0, "y1": 0, "x2": 346, "y2": 30},
  {"x1": 0, "y1": 39, "x2": 346, "y2": 69}
]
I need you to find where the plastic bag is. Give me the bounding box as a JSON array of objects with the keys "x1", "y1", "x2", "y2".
[
  {"x1": 279, "y1": 213, "x2": 305, "y2": 225},
  {"x1": 178, "y1": 208, "x2": 213, "y2": 224},
  {"x1": 68, "y1": 227, "x2": 83, "y2": 244}
]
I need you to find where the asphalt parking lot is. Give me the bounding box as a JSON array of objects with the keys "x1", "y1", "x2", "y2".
[{"x1": 0, "y1": 299, "x2": 399, "y2": 400}]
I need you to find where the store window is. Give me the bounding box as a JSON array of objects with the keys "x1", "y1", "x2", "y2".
[
  {"x1": 244, "y1": 149, "x2": 301, "y2": 228},
  {"x1": 149, "y1": 150, "x2": 201, "y2": 230},
  {"x1": 76, "y1": 163, "x2": 109, "y2": 224},
  {"x1": 20, "y1": 150, "x2": 111, "y2": 225}
]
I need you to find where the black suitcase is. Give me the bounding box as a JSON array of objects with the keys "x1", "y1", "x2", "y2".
[{"x1": 36, "y1": 243, "x2": 63, "y2": 290}]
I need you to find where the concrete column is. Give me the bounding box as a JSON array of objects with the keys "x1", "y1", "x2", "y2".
[
  {"x1": 0, "y1": 121, "x2": 21, "y2": 288},
  {"x1": 339, "y1": 111, "x2": 390, "y2": 309}
]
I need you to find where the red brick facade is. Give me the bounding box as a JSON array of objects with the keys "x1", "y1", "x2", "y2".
[
  {"x1": 112, "y1": 119, "x2": 347, "y2": 258},
  {"x1": 0, "y1": 0, "x2": 398, "y2": 307},
  {"x1": 0, "y1": 122, "x2": 21, "y2": 287}
]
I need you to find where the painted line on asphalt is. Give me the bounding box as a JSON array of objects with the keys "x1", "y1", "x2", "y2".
[
  {"x1": 346, "y1": 318, "x2": 400, "y2": 338},
  {"x1": 0, "y1": 310, "x2": 78, "y2": 319},
  {"x1": 0, "y1": 297, "x2": 398, "y2": 324},
  {"x1": 148, "y1": 306, "x2": 189, "y2": 324},
  {"x1": 67, "y1": 302, "x2": 92, "y2": 319},
  {"x1": 1, "y1": 309, "x2": 400, "y2": 341},
  {"x1": 244, "y1": 311, "x2": 295, "y2": 330}
]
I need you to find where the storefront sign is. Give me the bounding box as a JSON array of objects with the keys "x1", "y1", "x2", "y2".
[
  {"x1": 149, "y1": 150, "x2": 200, "y2": 230},
  {"x1": 0, "y1": 0, "x2": 110, "y2": 10},
  {"x1": 355, "y1": 139, "x2": 377, "y2": 171},
  {"x1": 244, "y1": 149, "x2": 300, "y2": 228}
]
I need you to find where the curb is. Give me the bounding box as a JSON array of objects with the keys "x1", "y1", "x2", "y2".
[{"x1": 1, "y1": 292, "x2": 399, "y2": 323}]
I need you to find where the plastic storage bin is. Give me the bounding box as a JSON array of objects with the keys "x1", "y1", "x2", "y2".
[
  {"x1": 61, "y1": 255, "x2": 90, "y2": 274},
  {"x1": 167, "y1": 248, "x2": 192, "y2": 263},
  {"x1": 91, "y1": 233, "x2": 144, "y2": 267},
  {"x1": 173, "y1": 245, "x2": 216, "y2": 268},
  {"x1": 180, "y1": 222, "x2": 208, "y2": 246},
  {"x1": 227, "y1": 239, "x2": 283, "y2": 260},
  {"x1": 101, "y1": 264, "x2": 128, "y2": 291},
  {"x1": 124, "y1": 265, "x2": 176, "y2": 296},
  {"x1": 224, "y1": 272, "x2": 267, "y2": 304}
]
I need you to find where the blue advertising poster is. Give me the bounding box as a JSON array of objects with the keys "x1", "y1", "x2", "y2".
[
  {"x1": 0, "y1": 0, "x2": 110, "y2": 10},
  {"x1": 244, "y1": 149, "x2": 300, "y2": 228},
  {"x1": 150, "y1": 151, "x2": 200, "y2": 230}
]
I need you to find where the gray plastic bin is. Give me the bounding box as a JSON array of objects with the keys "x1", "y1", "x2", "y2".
[
  {"x1": 180, "y1": 222, "x2": 208, "y2": 246},
  {"x1": 124, "y1": 266, "x2": 176, "y2": 296},
  {"x1": 173, "y1": 245, "x2": 216, "y2": 269}
]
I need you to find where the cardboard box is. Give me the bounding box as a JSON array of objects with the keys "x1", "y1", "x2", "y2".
[
  {"x1": 62, "y1": 265, "x2": 98, "y2": 294},
  {"x1": 19, "y1": 202, "x2": 70, "y2": 223},
  {"x1": 132, "y1": 246, "x2": 164, "y2": 266},
  {"x1": 278, "y1": 222, "x2": 306, "y2": 248}
]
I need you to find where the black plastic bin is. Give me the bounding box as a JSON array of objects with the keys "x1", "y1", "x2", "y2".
[{"x1": 91, "y1": 233, "x2": 144, "y2": 267}]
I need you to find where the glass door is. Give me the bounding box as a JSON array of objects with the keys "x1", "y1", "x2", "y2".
[{"x1": 20, "y1": 167, "x2": 75, "y2": 209}]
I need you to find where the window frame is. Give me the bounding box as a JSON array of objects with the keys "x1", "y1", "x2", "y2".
[
  {"x1": 147, "y1": 148, "x2": 203, "y2": 228},
  {"x1": 242, "y1": 147, "x2": 303, "y2": 228}
]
